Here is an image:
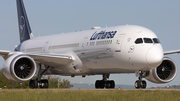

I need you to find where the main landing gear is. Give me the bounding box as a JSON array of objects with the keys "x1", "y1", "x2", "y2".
[
  {"x1": 134, "y1": 71, "x2": 147, "y2": 89},
  {"x1": 29, "y1": 65, "x2": 50, "y2": 89},
  {"x1": 95, "y1": 74, "x2": 115, "y2": 89},
  {"x1": 29, "y1": 79, "x2": 48, "y2": 89}
]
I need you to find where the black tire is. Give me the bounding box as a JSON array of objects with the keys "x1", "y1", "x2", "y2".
[
  {"x1": 29, "y1": 80, "x2": 38, "y2": 89},
  {"x1": 110, "y1": 80, "x2": 115, "y2": 88},
  {"x1": 105, "y1": 81, "x2": 111, "y2": 89},
  {"x1": 29, "y1": 80, "x2": 33, "y2": 89},
  {"x1": 95, "y1": 80, "x2": 100, "y2": 88},
  {"x1": 141, "y1": 80, "x2": 147, "y2": 89},
  {"x1": 44, "y1": 80, "x2": 49, "y2": 88},
  {"x1": 40, "y1": 79, "x2": 48, "y2": 89},
  {"x1": 135, "y1": 80, "x2": 141, "y2": 89},
  {"x1": 39, "y1": 85, "x2": 44, "y2": 88},
  {"x1": 99, "y1": 80, "x2": 105, "y2": 89},
  {"x1": 39, "y1": 80, "x2": 44, "y2": 88}
]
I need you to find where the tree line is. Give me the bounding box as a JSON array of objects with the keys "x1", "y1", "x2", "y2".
[{"x1": 0, "y1": 70, "x2": 73, "y2": 89}]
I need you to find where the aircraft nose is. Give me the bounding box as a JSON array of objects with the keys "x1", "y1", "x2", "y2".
[{"x1": 146, "y1": 46, "x2": 163, "y2": 67}]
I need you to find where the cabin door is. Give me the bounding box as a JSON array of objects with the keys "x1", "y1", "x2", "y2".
[
  {"x1": 82, "y1": 37, "x2": 88, "y2": 50},
  {"x1": 115, "y1": 34, "x2": 125, "y2": 52}
]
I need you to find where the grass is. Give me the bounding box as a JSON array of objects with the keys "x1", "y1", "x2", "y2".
[{"x1": 0, "y1": 89, "x2": 179, "y2": 101}]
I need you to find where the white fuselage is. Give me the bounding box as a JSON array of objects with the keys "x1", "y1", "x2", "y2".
[{"x1": 19, "y1": 25, "x2": 164, "y2": 76}]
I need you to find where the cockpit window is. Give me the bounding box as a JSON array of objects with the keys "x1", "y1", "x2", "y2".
[
  {"x1": 153, "y1": 38, "x2": 160, "y2": 43},
  {"x1": 135, "y1": 38, "x2": 160, "y2": 44},
  {"x1": 144, "y1": 38, "x2": 153, "y2": 43},
  {"x1": 135, "y1": 38, "x2": 143, "y2": 44}
]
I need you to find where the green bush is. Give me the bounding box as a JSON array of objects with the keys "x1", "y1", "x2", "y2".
[{"x1": 0, "y1": 70, "x2": 73, "y2": 89}]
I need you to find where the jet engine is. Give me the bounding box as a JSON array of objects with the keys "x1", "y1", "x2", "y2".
[
  {"x1": 145, "y1": 57, "x2": 177, "y2": 83},
  {"x1": 2, "y1": 53, "x2": 37, "y2": 82}
]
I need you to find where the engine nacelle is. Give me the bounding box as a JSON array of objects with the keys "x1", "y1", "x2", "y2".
[
  {"x1": 145, "y1": 57, "x2": 177, "y2": 83},
  {"x1": 2, "y1": 53, "x2": 37, "y2": 82}
]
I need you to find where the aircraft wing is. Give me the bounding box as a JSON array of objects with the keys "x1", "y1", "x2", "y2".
[
  {"x1": 0, "y1": 50, "x2": 12, "y2": 59},
  {"x1": 164, "y1": 50, "x2": 180, "y2": 55},
  {"x1": 0, "y1": 50, "x2": 73, "y2": 68},
  {"x1": 28, "y1": 53, "x2": 72, "y2": 67},
  {"x1": 0, "y1": 50, "x2": 11, "y2": 56}
]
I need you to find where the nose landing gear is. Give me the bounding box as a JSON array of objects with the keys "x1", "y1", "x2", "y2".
[{"x1": 135, "y1": 80, "x2": 147, "y2": 89}]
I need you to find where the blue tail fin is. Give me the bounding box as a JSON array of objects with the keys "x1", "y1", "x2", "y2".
[{"x1": 16, "y1": 0, "x2": 34, "y2": 43}]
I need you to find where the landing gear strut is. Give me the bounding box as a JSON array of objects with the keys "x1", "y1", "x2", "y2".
[
  {"x1": 95, "y1": 74, "x2": 115, "y2": 89},
  {"x1": 29, "y1": 65, "x2": 50, "y2": 89},
  {"x1": 135, "y1": 71, "x2": 147, "y2": 89}
]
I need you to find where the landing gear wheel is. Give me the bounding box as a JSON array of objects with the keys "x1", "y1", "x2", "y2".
[
  {"x1": 96, "y1": 80, "x2": 115, "y2": 89},
  {"x1": 95, "y1": 80, "x2": 100, "y2": 88},
  {"x1": 135, "y1": 80, "x2": 147, "y2": 89},
  {"x1": 39, "y1": 79, "x2": 49, "y2": 89},
  {"x1": 109, "y1": 80, "x2": 115, "y2": 88},
  {"x1": 43, "y1": 79, "x2": 49, "y2": 88},
  {"x1": 106, "y1": 81, "x2": 111, "y2": 89},
  {"x1": 29, "y1": 80, "x2": 38, "y2": 89},
  {"x1": 99, "y1": 80, "x2": 105, "y2": 89},
  {"x1": 135, "y1": 71, "x2": 148, "y2": 89},
  {"x1": 95, "y1": 74, "x2": 115, "y2": 89},
  {"x1": 135, "y1": 80, "x2": 141, "y2": 89},
  {"x1": 39, "y1": 85, "x2": 44, "y2": 88},
  {"x1": 141, "y1": 80, "x2": 147, "y2": 89},
  {"x1": 105, "y1": 80, "x2": 115, "y2": 89}
]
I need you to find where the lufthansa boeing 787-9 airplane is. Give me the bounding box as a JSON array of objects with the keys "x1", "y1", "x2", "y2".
[{"x1": 1, "y1": 0, "x2": 180, "y2": 89}]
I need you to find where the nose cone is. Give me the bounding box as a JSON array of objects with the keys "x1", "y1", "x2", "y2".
[{"x1": 146, "y1": 46, "x2": 163, "y2": 67}]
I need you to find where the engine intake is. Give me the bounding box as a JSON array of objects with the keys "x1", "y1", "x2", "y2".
[
  {"x1": 3, "y1": 53, "x2": 37, "y2": 82},
  {"x1": 146, "y1": 57, "x2": 177, "y2": 83}
]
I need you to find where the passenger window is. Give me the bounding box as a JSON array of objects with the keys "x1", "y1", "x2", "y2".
[
  {"x1": 144, "y1": 38, "x2": 153, "y2": 43},
  {"x1": 135, "y1": 38, "x2": 143, "y2": 44},
  {"x1": 153, "y1": 38, "x2": 160, "y2": 43}
]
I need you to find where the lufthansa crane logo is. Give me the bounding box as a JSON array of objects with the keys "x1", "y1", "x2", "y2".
[
  {"x1": 20, "y1": 16, "x2": 25, "y2": 40},
  {"x1": 128, "y1": 45, "x2": 135, "y2": 53}
]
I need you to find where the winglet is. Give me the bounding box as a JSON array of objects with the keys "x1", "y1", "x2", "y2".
[{"x1": 16, "y1": 0, "x2": 34, "y2": 43}]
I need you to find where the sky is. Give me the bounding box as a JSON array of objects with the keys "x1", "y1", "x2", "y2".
[{"x1": 0, "y1": 0, "x2": 180, "y2": 88}]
